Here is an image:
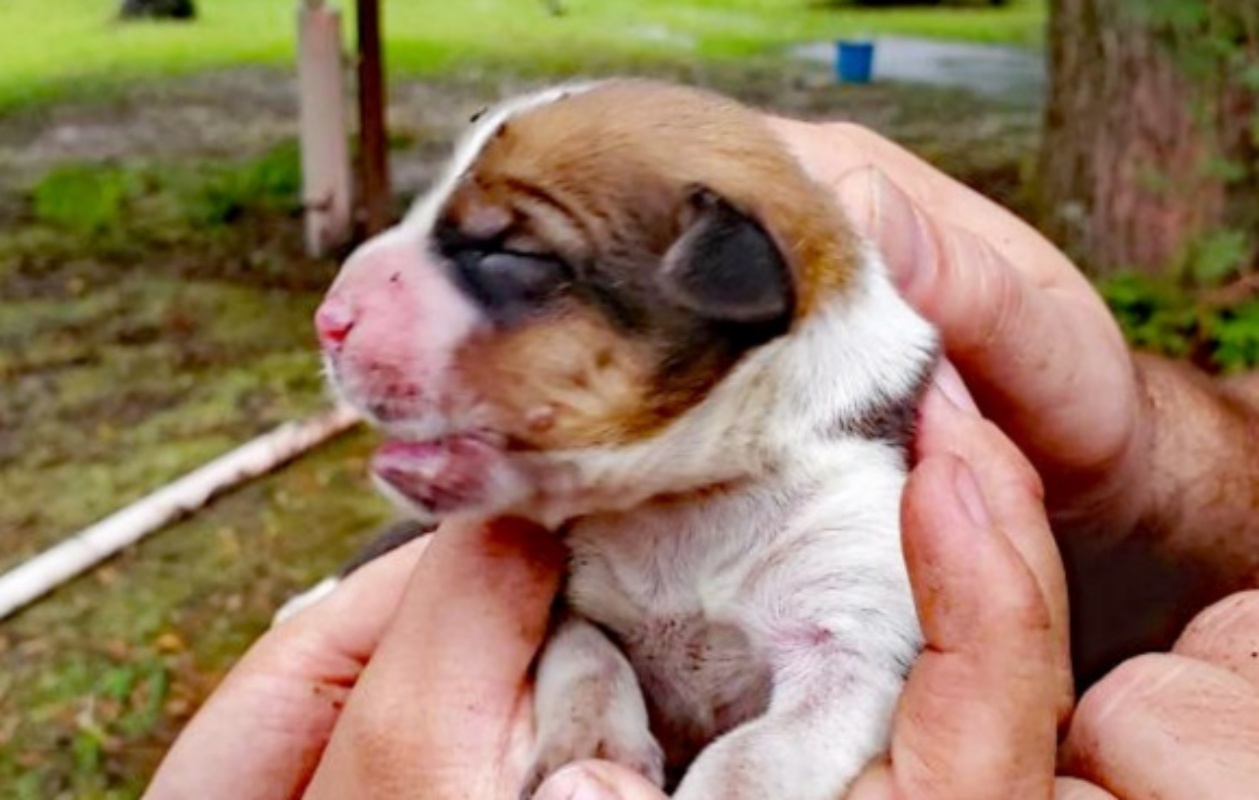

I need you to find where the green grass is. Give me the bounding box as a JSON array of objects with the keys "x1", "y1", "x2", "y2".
[
  {"x1": 0, "y1": 141, "x2": 394, "y2": 797},
  {"x1": 0, "y1": 0, "x2": 1046, "y2": 111}
]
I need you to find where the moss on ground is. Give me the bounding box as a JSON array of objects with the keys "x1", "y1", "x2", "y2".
[
  {"x1": 0, "y1": 137, "x2": 395, "y2": 798},
  {"x1": 0, "y1": 432, "x2": 393, "y2": 800}
]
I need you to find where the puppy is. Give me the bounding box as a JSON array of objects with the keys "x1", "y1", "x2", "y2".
[{"x1": 285, "y1": 79, "x2": 938, "y2": 799}]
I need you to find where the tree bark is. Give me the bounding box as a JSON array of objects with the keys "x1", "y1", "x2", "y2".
[{"x1": 1036, "y1": 0, "x2": 1255, "y2": 276}]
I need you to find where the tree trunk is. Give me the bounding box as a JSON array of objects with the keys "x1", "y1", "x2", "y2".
[
  {"x1": 119, "y1": 0, "x2": 196, "y2": 20},
  {"x1": 1036, "y1": 0, "x2": 1256, "y2": 276}
]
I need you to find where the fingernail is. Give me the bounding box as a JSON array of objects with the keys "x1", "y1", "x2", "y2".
[
  {"x1": 931, "y1": 361, "x2": 980, "y2": 414},
  {"x1": 533, "y1": 766, "x2": 619, "y2": 800},
  {"x1": 837, "y1": 167, "x2": 938, "y2": 296},
  {"x1": 952, "y1": 458, "x2": 992, "y2": 529}
]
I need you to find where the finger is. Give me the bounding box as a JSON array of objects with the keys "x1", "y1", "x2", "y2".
[
  {"x1": 767, "y1": 118, "x2": 1091, "y2": 293},
  {"x1": 872, "y1": 447, "x2": 1060, "y2": 799},
  {"x1": 1062, "y1": 653, "x2": 1259, "y2": 799},
  {"x1": 766, "y1": 117, "x2": 1142, "y2": 517},
  {"x1": 1173, "y1": 590, "x2": 1259, "y2": 690},
  {"x1": 305, "y1": 517, "x2": 564, "y2": 800},
  {"x1": 1054, "y1": 777, "x2": 1119, "y2": 800},
  {"x1": 916, "y1": 380, "x2": 1074, "y2": 720},
  {"x1": 144, "y1": 534, "x2": 432, "y2": 800},
  {"x1": 853, "y1": 168, "x2": 1134, "y2": 494},
  {"x1": 534, "y1": 761, "x2": 669, "y2": 800}
]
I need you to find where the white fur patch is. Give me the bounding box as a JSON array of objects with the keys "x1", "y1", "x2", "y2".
[{"x1": 402, "y1": 81, "x2": 603, "y2": 235}]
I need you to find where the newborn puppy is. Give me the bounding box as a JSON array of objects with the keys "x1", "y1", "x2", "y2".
[{"x1": 294, "y1": 80, "x2": 937, "y2": 799}]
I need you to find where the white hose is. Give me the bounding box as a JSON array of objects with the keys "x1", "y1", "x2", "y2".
[{"x1": 0, "y1": 404, "x2": 362, "y2": 621}]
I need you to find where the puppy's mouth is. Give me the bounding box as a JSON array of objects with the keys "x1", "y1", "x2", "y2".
[{"x1": 370, "y1": 432, "x2": 509, "y2": 514}]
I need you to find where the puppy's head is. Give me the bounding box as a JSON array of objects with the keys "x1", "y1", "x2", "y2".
[{"x1": 316, "y1": 81, "x2": 861, "y2": 514}]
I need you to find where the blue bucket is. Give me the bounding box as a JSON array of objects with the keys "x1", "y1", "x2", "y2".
[{"x1": 835, "y1": 40, "x2": 875, "y2": 83}]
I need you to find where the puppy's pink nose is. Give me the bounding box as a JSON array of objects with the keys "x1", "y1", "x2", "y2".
[{"x1": 315, "y1": 296, "x2": 356, "y2": 349}]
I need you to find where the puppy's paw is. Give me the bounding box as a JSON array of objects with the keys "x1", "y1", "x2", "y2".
[{"x1": 521, "y1": 719, "x2": 664, "y2": 799}]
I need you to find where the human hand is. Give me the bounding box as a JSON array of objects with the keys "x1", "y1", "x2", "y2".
[
  {"x1": 1058, "y1": 590, "x2": 1259, "y2": 799},
  {"x1": 765, "y1": 118, "x2": 1141, "y2": 543},
  {"x1": 143, "y1": 517, "x2": 565, "y2": 800},
  {"x1": 765, "y1": 118, "x2": 1259, "y2": 674}
]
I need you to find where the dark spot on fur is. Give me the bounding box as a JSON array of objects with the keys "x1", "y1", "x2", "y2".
[{"x1": 828, "y1": 346, "x2": 936, "y2": 453}]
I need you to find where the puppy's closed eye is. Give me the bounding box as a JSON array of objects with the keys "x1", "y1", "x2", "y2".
[{"x1": 451, "y1": 249, "x2": 572, "y2": 318}]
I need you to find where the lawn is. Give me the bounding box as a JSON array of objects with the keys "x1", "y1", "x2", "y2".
[{"x1": 0, "y1": 0, "x2": 1047, "y2": 110}]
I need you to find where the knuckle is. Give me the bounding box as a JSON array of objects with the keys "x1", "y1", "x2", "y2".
[
  {"x1": 940, "y1": 226, "x2": 1025, "y2": 355},
  {"x1": 966, "y1": 416, "x2": 1047, "y2": 502},
  {"x1": 1174, "y1": 590, "x2": 1259, "y2": 665},
  {"x1": 1071, "y1": 653, "x2": 1180, "y2": 741}
]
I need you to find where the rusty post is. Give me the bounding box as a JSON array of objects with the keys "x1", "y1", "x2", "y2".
[{"x1": 355, "y1": 0, "x2": 391, "y2": 236}]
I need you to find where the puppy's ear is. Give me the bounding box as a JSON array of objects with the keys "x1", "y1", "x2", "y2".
[{"x1": 657, "y1": 187, "x2": 794, "y2": 324}]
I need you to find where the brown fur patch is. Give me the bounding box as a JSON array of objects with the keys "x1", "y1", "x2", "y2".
[
  {"x1": 453, "y1": 303, "x2": 673, "y2": 449},
  {"x1": 465, "y1": 80, "x2": 860, "y2": 316},
  {"x1": 439, "y1": 80, "x2": 863, "y2": 450}
]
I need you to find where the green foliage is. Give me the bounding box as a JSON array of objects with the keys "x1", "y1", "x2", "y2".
[
  {"x1": 1098, "y1": 272, "x2": 1197, "y2": 358},
  {"x1": 1139, "y1": 0, "x2": 1258, "y2": 81},
  {"x1": 24, "y1": 142, "x2": 304, "y2": 250},
  {"x1": 190, "y1": 142, "x2": 302, "y2": 227},
  {"x1": 1175, "y1": 227, "x2": 1253, "y2": 286},
  {"x1": 1208, "y1": 301, "x2": 1259, "y2": 372},
  {"x1": 0, "y1": 0, "x2": 1048, "y2": 111},
  {"x1": 31, "y1": 165, "x2": 140, "y2": 238},
  {"x1": 1099, "y1": 271, "x2": 1259, "y2": 373}
]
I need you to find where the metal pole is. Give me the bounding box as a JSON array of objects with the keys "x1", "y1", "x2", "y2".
[{"x1": 356, "y1": 0, "x2": 391, "y2": 236}]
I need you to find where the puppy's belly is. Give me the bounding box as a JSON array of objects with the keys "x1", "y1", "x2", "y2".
[
  {"x1": 564, "y1": 504, "x2": 779, "y2": 776},
  {"x1": 611, "y1": 609, "x2": 773, "y2": 773}
]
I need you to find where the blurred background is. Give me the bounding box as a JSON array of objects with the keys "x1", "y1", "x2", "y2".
[{"x1": 0, "y1": 1, "x2": 1255, "y2": 797}]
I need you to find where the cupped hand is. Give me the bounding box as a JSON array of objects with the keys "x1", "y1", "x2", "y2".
[
  {"x1": 1060, "y1": 590, "x2": 1259, "y2": 799},
  {"x1": 762, "y1": 118, "x2": 1259, "y2": 676},
  {"x1": 143, "y1": 518, "x2": 565, "y2": 800},
  {"x1": 765, "y1": 118, "x2": 1144, "y2": 543}
]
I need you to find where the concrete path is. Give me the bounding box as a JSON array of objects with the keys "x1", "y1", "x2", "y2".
[{"x1": 794, "y1": 36, "x2": 1045, "y2": 102}]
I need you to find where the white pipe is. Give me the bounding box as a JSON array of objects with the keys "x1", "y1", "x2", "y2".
[{"x1": 0, "y1": 405, "x2": 362, "y2": 621}]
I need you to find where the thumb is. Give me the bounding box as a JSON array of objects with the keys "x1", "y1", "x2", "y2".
[
  {"x1": 854, "y1": 390, "x2": 1066, "y2": 800},
  {"x1": 533, "y1": 761, "x2": 669, "y2": 800},
  {"x1": 835, "y1": 166, "x2": 1133, "y2": 493},
  {"x1": 836, "y1": 165, "x2": 1054, "y2": 363}
]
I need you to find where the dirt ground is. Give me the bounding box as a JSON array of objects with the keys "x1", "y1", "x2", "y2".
[{"x1": 0, "y1": 61, "x2": 1040, "y2": 798}]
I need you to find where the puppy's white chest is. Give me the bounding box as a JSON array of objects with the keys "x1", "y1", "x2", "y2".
[{"x1": 562, "y1": 489, "x2": 793, "y2": 765}]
